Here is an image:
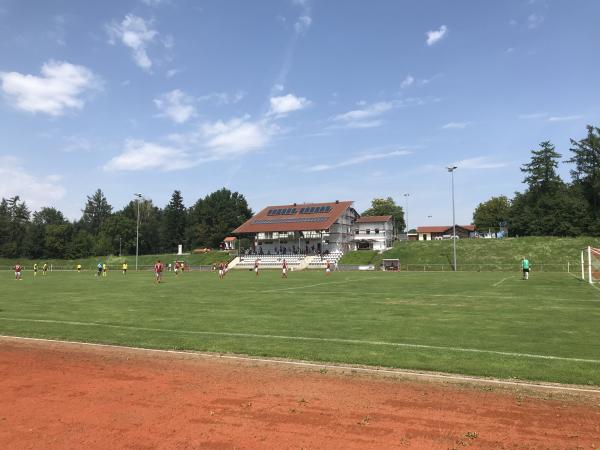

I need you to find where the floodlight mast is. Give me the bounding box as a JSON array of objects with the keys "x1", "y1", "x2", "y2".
[
  {"x1": 403, "y1": 193, "x2": 410, "y2": 237},
  {"x1": 446, "y1": 166, "x2": 458, "y2": 271},
  {"x1": 134, "y1": 193, "x2": 142, "y2": 271}
]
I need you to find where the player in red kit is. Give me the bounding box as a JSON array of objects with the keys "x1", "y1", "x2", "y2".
[
  {"x1": 325, "y1": 260, "x2": 331, "y2": 275},
  {"x1": 14, "y1": 263, "x2": 23, "y2": 280},
  {"x1": 154, "y1": 259, "x2": 164, "y2": 283},
  {"x1": 218, "y1": 262, "x2": 225, "y2": 279},
  {"x1": 282, "y1": 259, "x2": 288, "y2": 278}
]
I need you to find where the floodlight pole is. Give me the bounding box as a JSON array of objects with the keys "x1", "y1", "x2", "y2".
[
  {"x1": 134, "y1": 193, "x2": 142, "y2": 271},
  {"x1": 447, "y1": 166, "x2": 458, "y2": 272},
  {"x1": 403, "y1": 193, "x2": 410, "y2": 237}
]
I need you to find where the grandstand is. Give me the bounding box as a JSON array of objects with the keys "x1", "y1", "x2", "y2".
[{"x1": 233, "y1": 200, "x2": 357, "y2": 269}]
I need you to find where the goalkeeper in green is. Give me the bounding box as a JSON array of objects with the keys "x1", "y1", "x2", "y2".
[{"x1": 521, "y1": 257, "x2": 530, "y2": 280}]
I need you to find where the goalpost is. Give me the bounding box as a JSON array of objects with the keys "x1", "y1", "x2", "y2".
[{"x1": 581, "y1": 246, "x2": 600, "y2": 284}]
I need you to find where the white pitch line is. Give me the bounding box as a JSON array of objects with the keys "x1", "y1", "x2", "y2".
[
  {"x1": 263, "y1": 277, "x2": 365, "y2": 293},
  {"x1": 1, "y1": 335, "x2": 600, "y2": 395},
  {"x1": 1, "y1": 316, "x2": 599, "y2": 364},
  {"x1": 492, "y1": 275, "x2": 515, "y2": 287}
]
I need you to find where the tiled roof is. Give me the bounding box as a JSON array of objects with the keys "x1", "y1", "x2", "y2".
[
  {"x1": 233, "y1": 201, "x2": 353, "y2": 233},
  {"x1": 417, "y1": 225, "x2": 475, "y2": 233},
  {"x1": 355, "y1": 215, "x2": 393, "y2": 223}
]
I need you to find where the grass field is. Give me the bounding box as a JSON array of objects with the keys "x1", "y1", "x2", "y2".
[
  {"x1": 1, "y1": 268, "x2": 599, "y2": 386},
  {"x1": 340, "y1": 236, "x2": 600, "y2": 271}
]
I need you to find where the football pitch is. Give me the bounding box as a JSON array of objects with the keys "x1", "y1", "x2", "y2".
[{"x1": 1, "y1": 269, "x2": 599, "y2": 386}]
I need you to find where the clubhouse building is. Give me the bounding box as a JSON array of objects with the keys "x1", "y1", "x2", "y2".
[{"x1": 233, "y1": 200, "x2": 395, "y2": 256}]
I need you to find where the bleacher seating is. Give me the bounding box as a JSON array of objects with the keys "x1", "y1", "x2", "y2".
[
  {"x1": 236, "y1": 254, "x2": 307, "y2": 269},
  {"x1": 308, "y1": 252, "x2": 343, "y2": 268}
]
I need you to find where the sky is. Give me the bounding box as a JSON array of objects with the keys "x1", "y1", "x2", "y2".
[{"x1": 1, "y1": 0, "x2": 599, "y2": 228}]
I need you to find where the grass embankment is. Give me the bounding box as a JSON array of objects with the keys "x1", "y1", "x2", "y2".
[
  {"x1": 1, "y1": 270, "x2": 599, "y2": 385},
  {"x1": 339, "y1": 236, "x2": 600, "y2": 271},
  {"x1": 0, "y1": 251, "x2": 235, "y2": 270}
]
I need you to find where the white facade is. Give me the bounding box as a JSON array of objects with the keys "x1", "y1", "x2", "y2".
[{"x1": 351, "y1": 218, "x2": 394, "y2": 251}]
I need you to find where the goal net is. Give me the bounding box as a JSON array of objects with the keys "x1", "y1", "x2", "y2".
[
  {"x1": 582, "y1": 246, "x2": 600, "y2": 283},
  {"x1": 591, "y1": 247, "x2": 600, "y2": 283}
]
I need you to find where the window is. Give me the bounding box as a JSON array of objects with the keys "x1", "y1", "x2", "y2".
[
  {"x1": 366, "y1": 229, "x2": 371, "y2": 234},
  {"x1": 355, "y1": 229, "x2": 359, "y2": 234},
  {"x1": 375, "y1": 228, "x2": 380, "y2": 234}
]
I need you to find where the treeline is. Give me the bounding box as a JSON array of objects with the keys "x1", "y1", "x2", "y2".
[
  {"x1": 0, "y1": 188, "x2": 252, "y2": 259},
  {"x1": 473, "y1": 125, "x2": 600, "y2": 236}
]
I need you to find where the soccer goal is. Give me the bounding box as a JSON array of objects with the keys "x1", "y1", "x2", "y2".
[
  {"x1": 382, "y1": 259, "x2": 400, "y2": 271},
  {"x1": 581, "y1": 246, "x2": 600, "y2": 284}
]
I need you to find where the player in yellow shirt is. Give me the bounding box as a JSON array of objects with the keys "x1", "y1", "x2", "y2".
[
  {"x1": 102, "y1": 263, "x2": 108, "y2": 277},
  {"x1": 122, "y1": 262, "x2": 128, "y2": 275},
  {"x1": 33, "y1": 263, "x2": 38, "y2": 277},
  {"x1": 42, "y1": 263, "x2": 48, "y2": 275},
  {"x1": 77, "y1": 264, "x2": 82, "y2": 273}
]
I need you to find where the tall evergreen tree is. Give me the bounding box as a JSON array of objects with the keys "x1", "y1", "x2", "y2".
[
  {"x1": 162, "y1": 190, "x2": 187, "y2": 251},
  {"x1": 520, "y1": 141, "x2": 563, "y2": 192},
  {"x1": 568, "y1": 125, "x2": 600, "y2": 234},
  {"x1": 81, "y1": 189, "x2": 112, "y2": 235}
]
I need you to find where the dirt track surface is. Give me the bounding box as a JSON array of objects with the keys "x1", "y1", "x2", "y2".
[{"x1": 1, "y1": 338, "x2": 600, "y2": 449}]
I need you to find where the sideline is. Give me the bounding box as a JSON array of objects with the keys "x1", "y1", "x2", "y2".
[
  {"x1": 1, "y1": 316, "x2": 599, "y2": 364},
  {"x1": 567, "y1": 272, "x2": 600, "y2": 292},
  {"x1": 1, "y1": 335, "x2": 600, "y2": 395}
]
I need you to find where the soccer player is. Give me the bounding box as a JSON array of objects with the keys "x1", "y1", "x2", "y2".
[
  {"x1": 122, "y1": 261, "x2": 128, "y2": 275},
  {"x1": 77, "y1": 264, "x2": 82, "y2": 273},
  {"x1": 282, "y1": 259, "x2": 288, "y2": 278},
  {"x1": 33, "y1": 263, "x2": 38, "y2": 277},
  {"x1": 14, "y1": 263, "x2": 22, "y2": 280},
  {"x1": 521, "y1": 257, "x2": 530, "y2": 280},
  {"x1": 42, "y1": 263, "x2": 48, "y2": 276},
  {"x1": 154, "y1": 259, "x2": 163, "y2": 283},
  {"x1": 325, "y1": 260, "x2": 331, "y2": 275},
  {"x1": 218, "y1": 261, "x2": 225, "y2": 279},
  {"x1": 102, "y1": 262, "x2": 108, "y2": 277},
  {"x1": 174, "y1": 261, "x2": 180, "y2": 276},
  {"x1": 96, "y1": 262, "x2": 103, "y2": 277},
  {"x1": 254, "y1": 259, "x2": 260, "y2": 276}
]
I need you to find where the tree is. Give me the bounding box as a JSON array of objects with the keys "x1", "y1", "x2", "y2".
[
  {"x1": 81, "y1": 189, "x2": 112, "y2": 235},
  {"x1": 521, "y1": 141, "x2": 563, "y2": 193},
  {"x1": 361, "y1": 197, "x2": 405, "y2": 233},
  {"x1": 188, "y1": 188, "x2": 252, "y2": 248},
  {"x1": 472, "y1": 196, "x2": 511, "y2": 231},
  {"x1": 162, "y1": 190, "x2": 187, "y2": 251},
  {"x1": 568, "y1": 125, "x2": 600, "y2": 234},
  {"x1": 0, "y1": 196, "x2": 30, "y2": 257}
]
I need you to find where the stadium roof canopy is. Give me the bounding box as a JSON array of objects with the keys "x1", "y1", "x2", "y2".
[{"x1": 233, "y1": 201, "x2": 353, "y2": 233}]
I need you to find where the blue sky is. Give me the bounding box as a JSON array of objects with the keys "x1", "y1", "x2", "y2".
[{"x1": 1, "y1": 0, "x2": 599, "y2": 228}]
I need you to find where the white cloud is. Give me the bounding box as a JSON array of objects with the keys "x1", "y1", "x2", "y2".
[
  {"x1": 140, "y1": 0, "x2": 168, "y2": 6},
  {"x1": 442, "y1": 121, "x2": 470, "y2": 129},
  {"x1": 201, "y1": 116, "x2": 277, "y2": 156},
  {"x1": 104, "y1": 139, "x2": 197, "y2": 171},
  {"x1": 198, "y1": 90, "x2": 246, "y2": 105},
  {"x1": 0, "y1": 156, "x2": 66, "y2": 208},
  {"x1": 294, "y1": 15, "x2": 312, "y2": 33},
  {"x1": 452, "y1": 156, "x2": 508, "y2": 170},
  {"x1": 0, "y1": 60, "x2": 101, "y2": 116},
  {"x1": 401, "y1": 75, "x2": 414, "y2": 88},
  {"x1": 106, "y1": 15, "x2": 159, "y2": 71},
  {"x1": 166, "y1": 68, "x2": 181, "y2": 78},
  {"x1": 527, "y1": 14, "x2": 544, "y2": 29},
  {"x1": 548, "y1": 115, "x2": 582, "y2": 122},
  {"x1": 268, "y1": 93, "x2": 311, "y2": 116},
  {"x1": 154, "y1": 89, "x2": 196, "y2": 124},
  {"x1": 307, "y1": 149, "x2": 411, "y2": 172},
  {"x1": 426, "y1": 25, "x2": 448, "y2": 46},
  {"x1": 62, "y1": 136, "x2": 92, "y2": 153},
  {"x1": 518, "y1": 112, "x2": 548, "y2": 119},
  {"x1": 333, "y1": 101, "x2": 393, "y2": 128}
]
